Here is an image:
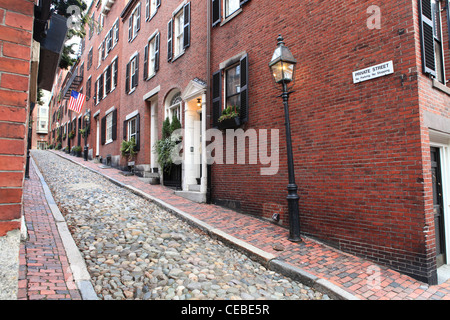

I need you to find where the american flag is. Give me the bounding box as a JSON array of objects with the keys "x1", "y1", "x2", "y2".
[{"x1": 68, "y1": 90, "x2": 86, "y2": 114}]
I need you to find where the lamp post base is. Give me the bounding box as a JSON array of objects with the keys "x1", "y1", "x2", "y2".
[{"x1": 287, "y1": 183, "x2": 302, "y2": 242}]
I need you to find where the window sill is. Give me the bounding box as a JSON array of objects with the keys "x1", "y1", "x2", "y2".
[
  {"x1": 128, "y1": 87, "x2": 136, "y2": 95},
  {"x1": 220, "y1": 8, "x2": 242, "y2": 26},
  {"x1": 146, "y1": 73, "x2": 156, "y2": 81},
  {"x1": 105, "y1": 139, "x2": 113, "y2": 145},
  {"x1": 171, "y1": 50, "x2": 185, "y2": 63},
  {"x1": 432, "y1": 79, "x2": 450, "y2": 96}
]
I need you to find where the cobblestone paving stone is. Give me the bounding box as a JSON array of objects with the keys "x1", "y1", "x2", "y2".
[{"x1": 32, "y1": 150, "x2": 331, "y2": 300}]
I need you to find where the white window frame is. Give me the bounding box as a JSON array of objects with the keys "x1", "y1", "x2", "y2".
[
  {"x1": 106, "y1": 112, "x2": 113, "y2": 144},
  {"x1": 224, "y1": 63, "x2": 241, "y2": 110},
  {"x1": 113, "y1": 18, "x2": 119, "y2": 47},
  {"x1": 173, "y1": 8, "x2": 184, "y2": 58},
  {"x1": 127, "y1": 117, "x2": 137, "y2": 142},
  {"x1": 166, "y1": 92, "x2": 183, "y2": 124},
  {"x1": 103, "y1": 66, "x2": 108, "y2": 99},
  {"x1": 224, "y1": 0, "x2": 240, "y2": 18},
  {"x1": 97, "y1": 42, "x2": 103, "y2": 68},
  {"x1": 111, "y1": 56, "x2": 118, "y2": 92},
  {"x1": 132, "y1": 3, "x2": 141, "y2": 40},
  {"x1": 129, "y1": 53, "x2": 138, "y2": 93},
  {"x1": 148, "y1": 35, "x2": 157, "y2": 78}
]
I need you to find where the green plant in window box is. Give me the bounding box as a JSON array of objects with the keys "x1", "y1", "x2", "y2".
[
  {"x1": 217, "y1": 105, "x2": 240, "y2": 129},
  {"x1": 79, "y1": 128, "x2": 88, "y2": 138},
  {"x1": 68, "y1": 130, "x2": 75, "y2": 139}
]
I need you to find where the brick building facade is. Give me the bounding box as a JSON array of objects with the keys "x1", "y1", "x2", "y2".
[{"x1": 49, "y1": 0, "x2": 450, "y2": 284}]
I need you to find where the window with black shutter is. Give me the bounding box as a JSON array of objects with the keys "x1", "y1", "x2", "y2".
[
  {"x1": 99, "y1": 74, "x2": 104, "y2": 100},
  {"x1": 144, "y1": 44, "x2": 149, "y2": 80},
  {"x1": 135, "y1": 113, "x2": 140, "y2": 151},
  {"x1": 212, "y1": 0, "x2": 220, "y2": 26},
  {"x1": 86, "y1": 77, "x2": 91, "y2": 100},
  {"x1": 126, "y1": 61, "x2": 130, "y2": 93},
  {"x1": 112, "y1": 109, "x2": 117, "y2": 141},
  {"x1": 419, "y1": 0, "x2": 447, "y2": 82}
]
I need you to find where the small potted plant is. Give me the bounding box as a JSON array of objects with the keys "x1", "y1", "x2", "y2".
[
  {"x1": 217, "y1": 105, "x2": 240, "y2": 130},
  {"x1": 72, "y1": 145, "x2": 82, "y2": 157},
  {"x1": 121, "y1": 137, "x2": 137, "y2": 172}
]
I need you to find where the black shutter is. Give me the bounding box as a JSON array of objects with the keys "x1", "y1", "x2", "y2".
[
  {"x1": 240, "y1": 0, "x2": 250, "y2": 5},
  {"x1": 128, "y1": 17, "x2": 132, "y2": 41},
  {"x1": 94, "y1": 79, "x2": 98, "y2": 103},
  {"x1": 99, "y1": 73, "x2": 104, "y2": 100},
  {"x1": 106, "y1": 65, "x2": 111, "y2": 93},
  {"x1": 156, "y1": 0, "x2": 160, "y2": 8},
  {"x1": 212, "y1": 70, "x2": 221, "y2": 127},
  {"x1": 114, "y1": 20, "x2": 119, "y2": 44},
  {"x1": 126, "y1": 62, "x2": 130, "y2": 93},
  {"x1": 155, "y1": 33, "x2": 160, "y2": 72},
  {"x1": 167, "y1": 19, "x2": 173, "y2": 61},
  {"x1": 145, "y1": 0, "x2": 149, "y2": 20},
  {"x1": 113, "y1": 59, "x2": 118, "y2": 88},
  {"x1": 86, "y1": 78, "x2": 91, "y2": 100},
  {"x1": 101, "y1": 40, "x2": 105, "y2": 60},
  {"x1": 212, "y1": 0, "x2": 220, "y2": 26},
  {"x1": 101, "y1": 116, "x2": 106, "y2": 145},
  {"x1": 112, "y1": 109, "x2": 117, "y2": 141},
  {"x1": 419, "y1": 0, "x2": 436, "y2": 76},
  {"x1": 239, "y1": 54, "x2": 249, "y2": 123},
  {"x1": 144, "y1": 44, "x2": 149, "y2": 80},
  {"x1": 135, "y1": 113, "x2": 140, "y2": 151},
  {"x1": 183, "y1": 2, "x2": 191, "y2": 49},
  {"x1": 123, "y1": 120, "x2": 127, "y2": 141}
]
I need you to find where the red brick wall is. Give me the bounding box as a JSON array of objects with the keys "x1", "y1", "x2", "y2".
[
  {"x1": 0, "y1": 0, "x2": 34, "y2": 236},
  {"x1": 210, "y1": 0, "x2": 437, "y2": 282}
]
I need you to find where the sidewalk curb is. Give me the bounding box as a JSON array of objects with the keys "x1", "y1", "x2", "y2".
[
  {"x1": 50, "y1": 151, "x2": 360, "y2": 300},
  {"x1": 31, "y1": 157, "x2": 98, "y2": 300}
]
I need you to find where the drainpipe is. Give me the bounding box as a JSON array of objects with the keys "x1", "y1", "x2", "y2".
[{"x1": 205, "y1": 0, "x2": 212, "y2": 203}]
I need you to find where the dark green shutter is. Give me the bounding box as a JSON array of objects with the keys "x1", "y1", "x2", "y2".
[
  {"x1": 167, "y1": 19, "x2": 173, "y2": 61},
  {"x1": 212, "y1": 70, "x2": 221, "y2": 127},
  {"x1": 183, "y1": 2, "x2": 191, "y2": 49},
  {"x1": 101, "y1": 116, "x2": 106, "y2": 145},
  {"x1": 125, "y1": 62, "x2": 130, "y2": 93},
  {"x1": 128, "y1": 17, "x2": 132, "y2": 41},
  {"x1": 123, "y1": 120, "x2": 127, "y2": 141},
  {"x1": 240, "y1": 54, "x2": 249, "y2": 123},
  {"x1": 135, "y1": 113, "x2": 140, "y2": 151},
  {"x1": 212, "y1": 0, "x2": 220, "y2": 26},
  {"x1": 155, "y1": 33, "x2": 160, "y2": 72},
  {"x1": 144, "y1": 44, "x2": 149, "y2": 80},
  {"x1": 112, "y1": 109, "x2": 117, "y2": 141},
  {"x1": 419, "y1": 0, "x2": 436, "y2": 76}
]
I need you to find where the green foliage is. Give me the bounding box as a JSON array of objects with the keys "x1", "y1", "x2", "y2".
[
  {"x1": 218, "y1": 105, "x2": 240, "y2": 122},
  {"x1": 56, "y1": 142, "x2": 62, "y2": 150},
  {"x1": 72, "y1": 145, "x2": 82, "y2": 152},
  {"x1": 162, "y1": 117, "x2": 171, "y2": 139},
  {"x1": 120, "y1": 137, "x2": 137, "y2": 159},
  {"x1": 170, "y1": 114, "x2": 181, "y2": 133}
]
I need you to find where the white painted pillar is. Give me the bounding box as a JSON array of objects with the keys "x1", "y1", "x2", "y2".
[{"x1": 200, "y1": 92, "x2": 207, "y2": 193}]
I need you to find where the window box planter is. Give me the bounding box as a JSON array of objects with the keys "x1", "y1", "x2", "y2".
[{"x1": 217, "y1": 116, "x2": 241, "y2": 130}]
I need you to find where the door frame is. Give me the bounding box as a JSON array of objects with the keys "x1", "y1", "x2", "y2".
[{"x1": 430, "y1": 130, "x2": 450, "y2": 266}]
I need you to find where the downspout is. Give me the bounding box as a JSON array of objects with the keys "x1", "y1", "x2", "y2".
[{"x1": 206, "y1": 0, "x2": 212, "y2": 203}]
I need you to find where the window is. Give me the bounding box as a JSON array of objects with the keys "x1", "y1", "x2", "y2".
[
  {"x1": 102, "y1": 109, "x2": 117, "y2": 145},
  {"x1": 166, "y1": 92, "x2": 183, "y2": 123},
  {"x1": 174, "y1": 9, "x2": 184, "y2": 57},
  {"x1": 113, "y1": 19, "x2": 119, "y2": 47},
  {"x1": 128, "y1": 117, "x2": 137, "y2": 141},
  {"x1": 225, "y1": 0, "x2": 240, "y2": 17},
  {"x1": 87, "y1": 47, "x2": 93, "y2": 70},
  {"x1": 126, "y1": 54, "x2": 139, "y2": 93},
  {"x1": 225, "y1": 64, "x2": 241, "y2": 109},
  {"x1": 419, "y1": 0, "x2": 446, "y2": 83},
  {"x1": 212, "y1": 53, "x2": 249, "y2": 127},
  {"x1": 128, "y1": 3, "x2": 141, "y2": 42},
  {"x1": 167, "y1": 2, "x2": 190, "y2": 61},
  {"x1": 98, "y1": 42, "x2": 103, "y2": 67},
  {"x1": 89, "y1": 13, "x2": 95, "y2": 39},
  {"x1": 146, "y1": 0, "x2": 160, "y2": 20},
  {"x1": 144, "y1": 33, "x2": 160, "y2": 79},
  {"x1": 106, "y1": 112, "x2": 113, "y2": 142},
  {"x1": 212, "y1": 0, "x2": 250, "y2": 26},
  {"x1": 111, "y1": 58, "x2": 118, "y2": 91}
]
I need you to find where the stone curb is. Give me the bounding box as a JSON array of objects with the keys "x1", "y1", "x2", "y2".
[
  {"x1": 31, "y1": 157, "x2": 98, "y2": 300},
  {"x1": 49, "y1": 151, "x2": 360, "y2": 300}
]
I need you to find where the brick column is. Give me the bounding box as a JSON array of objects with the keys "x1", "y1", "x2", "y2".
[{"x1": 0, "y1": 0, "x2": 35, "y2": 236}]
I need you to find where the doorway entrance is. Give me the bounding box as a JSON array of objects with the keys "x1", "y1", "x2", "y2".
[{"x1": 431, "y1": 146, "x2": 446, "y2": 267}]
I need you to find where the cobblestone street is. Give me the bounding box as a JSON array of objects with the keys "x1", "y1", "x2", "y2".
[{"x1": 31, "y1": 150, "x2": 330, "y2": 300}]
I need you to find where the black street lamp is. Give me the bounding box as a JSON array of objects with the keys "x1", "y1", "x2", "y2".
[{"x1": 269, "y1": 35, "x2": 301, "y2": 243}]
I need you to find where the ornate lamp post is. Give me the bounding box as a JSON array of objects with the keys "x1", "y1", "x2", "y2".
[{"x1": 269, "y1": 35, "x2": 301, "y2": 242}]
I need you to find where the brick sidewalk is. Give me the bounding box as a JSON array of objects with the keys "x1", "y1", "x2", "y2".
[
  {"x1": 17, "y1": 159, "x2": 82, "y2": 300},
  {"x1": 46, "y1": 150, "x2": 450, "y2": 300}
]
